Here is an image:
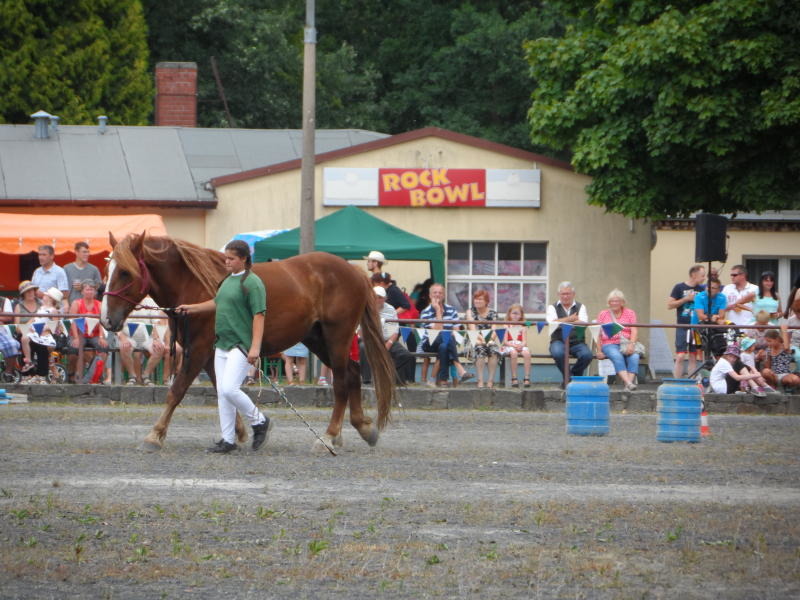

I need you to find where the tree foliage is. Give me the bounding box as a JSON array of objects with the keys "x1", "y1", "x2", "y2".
[
  {"x1": 144, "y1": 1, "x2": 565, "y2": 151},
  {"x1": 0, "y1": 0, "x2": 152, "y2": 125},
  {"x1": 526, "y1": 0, "x2": 800, "y2": 218}
]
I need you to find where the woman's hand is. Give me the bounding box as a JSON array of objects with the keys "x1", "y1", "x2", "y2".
[
  {"x1": 596, "y1": 351, "x2": 606, "y2": 360},
  {"x1": 247, "y1": 347, "x2": 260, "y2": 365}
]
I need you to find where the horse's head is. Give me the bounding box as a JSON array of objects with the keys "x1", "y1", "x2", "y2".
[{"x1": 101, "y1": 231, "x2": 151, "y2": 331}]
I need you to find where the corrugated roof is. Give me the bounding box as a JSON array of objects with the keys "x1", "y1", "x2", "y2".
[{"x1": 0, "y1": 124, "x2": 388, "y2": 207}]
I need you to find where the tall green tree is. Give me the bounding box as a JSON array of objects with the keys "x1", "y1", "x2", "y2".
[
  {"x1": 526, "y1": 0, "x2": 800, "y2": 218},
  {"x1": 0, "y1": 0, "x2": 152, "y2": 124}
]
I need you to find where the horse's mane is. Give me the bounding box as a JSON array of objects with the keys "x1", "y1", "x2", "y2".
[{"x1": 114, "y1": 235, "x2": 226, "y2": 299}]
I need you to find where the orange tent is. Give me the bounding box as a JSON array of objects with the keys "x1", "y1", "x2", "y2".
[
  {"x1": 0, "y1": 213, "x2": 167, "y2": 254},
  {"x1": 0, "y1": 213, "x2": 167, "y2": 294}
]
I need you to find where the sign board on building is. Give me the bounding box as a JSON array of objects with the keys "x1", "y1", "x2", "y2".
[{"x1": 323, "y1": 168, "x2": 540, "y2": 208}]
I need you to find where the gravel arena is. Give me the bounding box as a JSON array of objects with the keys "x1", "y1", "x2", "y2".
[{"x1": 1, "y1": 385, "x2": 799, "y2": 599}]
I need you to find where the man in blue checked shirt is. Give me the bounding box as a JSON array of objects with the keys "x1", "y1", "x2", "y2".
[{"x1": 420, "y1": 283, "x2": 473, "y2": 387}]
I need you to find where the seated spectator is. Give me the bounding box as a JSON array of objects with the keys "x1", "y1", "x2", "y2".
[
  {"x1": 546, "y1": 281, "x2": 593, "y2": 381},
  {"x1": 14, "y1": 281, "x2": 47, "y2": 379},
  {"x1": 467, "y1": 290, "x2": 501, "y2": 388},
  {"x1": 595, "y1": 289, "x2": 640, "y2": 391},
  {"x1": 116, "y1": 296, "x2": 167, "y2": 386},
  {"x1": 20, "y1": 287, "x2": 63, "y2": 379},
  {"x1": 68, "y1": 280, "x2": 108, "y2": 383},
  {"x1": 501, "y1": 303, "x2": 531, "y2": 388},
  {"x1": 785, "y1": 282, "x2": 800, "y2": 366},
  {"x1": 371, "y1": 272, "x2": 413, "y2": 317},
  {"x1": 760, "y1": 327, "x2": 799, "y2": 392},
  {"x1": 709, "y1": 344, "x2": 771, "y2": 396},
  {"x1": 282, "y1": 342, "x2": 309, "y2": 385},
  {"x1": 360, "y1": 286, "x2": 415, "y2": 385},
  {"x1": 419, "y1": 283, "x2": 471, "y2": 387},
  {"x1": 1, "y1": 294, "x2": 23, "y2": 378}
]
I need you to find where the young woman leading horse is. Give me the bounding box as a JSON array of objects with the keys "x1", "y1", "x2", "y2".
[{"x1": 100, "y1": 232, "x2": 395, "y2": 453}]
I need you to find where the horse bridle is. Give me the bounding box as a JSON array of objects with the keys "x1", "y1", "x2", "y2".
[{"x1": 103, "y1": 256, "x2": 153, "y2": 309}]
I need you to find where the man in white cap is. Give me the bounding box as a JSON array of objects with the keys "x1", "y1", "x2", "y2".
[
  {"x1": 360, "y1": 285, "x2": 416, "y2": 384},
  {"x1": 364, "y1": 250, "x2": 386, "y2": 277}
]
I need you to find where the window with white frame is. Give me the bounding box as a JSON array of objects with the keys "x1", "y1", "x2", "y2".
[{"x1": 446, "y1": 241, "x2": 547, "y2": 317}]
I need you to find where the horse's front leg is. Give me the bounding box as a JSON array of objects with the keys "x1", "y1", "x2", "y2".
[{"x1": 141, "y1": 350, "x2": 209, "y2": 452}]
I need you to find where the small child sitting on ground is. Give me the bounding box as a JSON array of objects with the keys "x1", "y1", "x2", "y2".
[
  {"x1": 709, "y1": 343, "x2": 773, "y2": 397},
  {"x1": 760, "y1": 327, "x2": 799, "y2": 392}
]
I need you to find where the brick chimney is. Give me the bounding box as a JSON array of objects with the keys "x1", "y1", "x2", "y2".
[{"x1": 154, "y1": 62, "x2": 198, "y2": 127}]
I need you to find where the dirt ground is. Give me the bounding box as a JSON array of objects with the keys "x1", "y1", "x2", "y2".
[{"x1": 1, "y1": 401, "x2": 799, "y2": 599}]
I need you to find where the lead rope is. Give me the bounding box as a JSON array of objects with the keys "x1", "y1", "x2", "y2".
[{"x1": 254, "y1": 365, "x2": 337, "y2": 456}]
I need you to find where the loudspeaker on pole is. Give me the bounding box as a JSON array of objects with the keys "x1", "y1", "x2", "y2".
[{"x1": 695, "y1": 213, "x2": 728, "y2": 263}]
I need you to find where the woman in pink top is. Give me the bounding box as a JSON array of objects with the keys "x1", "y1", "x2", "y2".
[{"x1": 596, "y1": 289, "x2": 639, "y2": 391}]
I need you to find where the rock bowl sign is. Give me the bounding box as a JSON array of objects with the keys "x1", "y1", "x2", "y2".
[{"x1": 323, "y1": 167, "x2": 540, "y2": 208}]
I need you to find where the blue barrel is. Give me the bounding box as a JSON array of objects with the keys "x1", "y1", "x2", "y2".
[
  {"x1": 566, "y1": 376, "x2": 610, "y2": 436},
  {"x1": 657, "y1": 378, "x2": 701, "y2": 442}
]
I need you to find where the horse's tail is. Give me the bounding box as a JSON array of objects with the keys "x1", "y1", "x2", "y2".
[{"x1": 360, "y1": 293, "x2": 396, "y2": 430}]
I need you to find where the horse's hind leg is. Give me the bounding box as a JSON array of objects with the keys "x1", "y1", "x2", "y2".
[{"x1": 344, "y1": 359, "x2": 379, "y2": 446}]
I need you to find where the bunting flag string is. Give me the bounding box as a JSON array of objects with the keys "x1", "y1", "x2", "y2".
[
  {"x1": 127, "y1": 322, "x2": 140, "y2": 337},
  {"x1": 480, "y1": 328, "x2": 493, "y2": 343},
  {"x1": 46, "y1": 319, "x2": 59, "y2": 333},
  {"x1": 74, "y1": 317, "x2": 86, "y2": 335},
  {"x1": 601, "y1": 322, "x2": 624, "y2": 338},
  {"x1": 32, "y1": 322, "x2": 45, "y2": 336},
  {"x1": 415, "y1": 328, "x2": 426, "y2": 344},
  {"x1": 536, "y1": 321, "x2": 547, "y2": 333},
  {"x1": 466, "y1": 330, "x2": 480, "y2": 346},
  {"x1": 16, "y1": 322, "x2": 30, "y2": 336},
  {"x1": 85, "y1": 317, "x2": 100, "y2": 335},
  {"x1": 399, "y1": 326, "x2": 411, "y2": 343},
  {"x1": 426, "y1": 329, "x2": 440, "y2": 344},
  {"x1": 61, "y1": 319, "x2": 71, "y2": 332},
  {"x1": 154, "y1": 324, "x2": 168, "y2": 341},
  {"x1": 495, "y1": 328, "x2": 506, "y2": 344},
  {"x1": 145, "y1": 324, "x2": 154, "y2": 336},
  {"x1": 453, "y1": 331, "x2": 463, "y2": 346},
  {"x1": 560, "y1": 324, "x2": 573, "y2": 340},
  {"x1": 588, "y1": 324, "x2": 602, "y2": 344}
]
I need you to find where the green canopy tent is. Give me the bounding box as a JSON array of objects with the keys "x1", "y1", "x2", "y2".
[{"x1": 253, "y1": 205, "x2": 445, "y2": 282}]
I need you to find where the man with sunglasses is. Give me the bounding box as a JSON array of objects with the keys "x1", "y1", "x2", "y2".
[{"x1": 721, "y1": 265, "x2": 758, "y2": 327}]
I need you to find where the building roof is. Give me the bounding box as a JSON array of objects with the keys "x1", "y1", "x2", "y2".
[
  {"x1": 210, "y1": 126, "x2": 575, "y2": 188},
  {"x1": 0, "y1": 124, "x2": 388, "y2": 208}
]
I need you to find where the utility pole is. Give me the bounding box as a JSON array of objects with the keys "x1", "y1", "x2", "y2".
[{"x1": 299, "y1": 0, "x2": 316, "y2": 254}]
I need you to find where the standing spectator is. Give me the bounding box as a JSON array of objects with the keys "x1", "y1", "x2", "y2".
[
  {"x1": 466, "y1": 289, "x2": 500, "y2": 388},
  {"x1": 667, "y1": 264, "x2": 706, "y2": 378},
  {"x1": 721, "y1": 264, "x2": 758, "y2": 327},
  {"x1": 116, "y1": 296, "x2": 167, "y2": 386},
  {"x1": 501, "y1": 303, "x2": 532, "y2": 388},
  {"x1": 596, "y1": 289, "x2": 640, "y2": 391},
  {"x1": 420, "y1": 283, "x2": 472, "y2": 387},
  {"x1": 360, "y1": 286, "x2": 415, "y2": 385},
  {"x1": 546, "y1": 281, "x2": 593, "y2": 381},
  {"x1": 68, "y1": 280, "x2": 108, "y2": 383},
  {"x1": 752, "y1": 271, "x2": 781, "y2": 325},
  {"x1": 64, "y1": 241, "x2": 102, "y2": 304},
  {"x1": 371, "y1": 272, "x2": 412, "y2": 316},
  {"x1": 31, "y1": 245, "x2": 69, "y2": 310},
  {"x1": 760, "y1": 327, "x2": 799, "y2": 392},
  {"x1": 364, "y1": 250, "x2": 386, "y2": 277},
  {"x1": 282, "y1": 342, "x2": 309, "y2": 385}
]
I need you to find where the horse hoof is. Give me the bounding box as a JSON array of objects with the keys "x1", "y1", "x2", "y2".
[
  {"x1": 312, "y1": 435, "x2": 338, "y2": 455},
  {"x1": 359, "y1": 426, "x2": 380, "y2": 447},
  {"x1": 140, "y1": 440, "x2": 162, "y2": 453},
  {"x1": 331, "y1": 433, "x2": 344, "y2": 448}
]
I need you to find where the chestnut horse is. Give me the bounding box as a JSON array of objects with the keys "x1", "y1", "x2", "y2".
[{"x1": 100, "y1": 232, "x2": 395, "y2": 453}]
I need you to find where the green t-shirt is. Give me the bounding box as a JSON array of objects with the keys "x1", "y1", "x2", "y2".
[{"x1": 214, "y1": 272, "x2": 267, "y2": 352}]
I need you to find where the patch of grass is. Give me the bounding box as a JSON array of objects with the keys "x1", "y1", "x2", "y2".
[{"x1": 308, "y1": 539, "x2": 329, "y2": 556}]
